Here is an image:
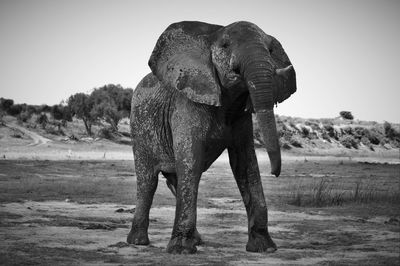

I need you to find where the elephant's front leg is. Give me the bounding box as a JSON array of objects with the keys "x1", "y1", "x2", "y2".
[
  {"x1": 228, "y1": 114, "x2": 277, "y2": 253},
  {"x1": 163, "y1": 172, "x2": 203, "y2": 245},
  {"x1": 166, "y1": 140, "x2": 203, "y2": 254}
]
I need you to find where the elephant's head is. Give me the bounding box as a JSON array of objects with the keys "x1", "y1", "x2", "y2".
[{"x1": 149, "y1": 21, "x2": 297, "y2": 177}]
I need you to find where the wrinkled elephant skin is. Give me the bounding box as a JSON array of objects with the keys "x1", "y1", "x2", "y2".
[{"x1": 128, "y1": 21, "x2": 296, "y2": 254}]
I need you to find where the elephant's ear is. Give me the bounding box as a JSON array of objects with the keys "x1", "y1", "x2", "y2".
[
  {"x1": 262, "y1": 34, "x2": 297, "y2": 104},
  {"x1": 149, "y1": 21, "x2": 223, "y2": 106}
]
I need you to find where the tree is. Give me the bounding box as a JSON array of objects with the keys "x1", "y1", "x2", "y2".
[
  {"x1": 8, "y1": 104, "x2": 23, "y2": 116},
  {"x1": 39, "y1": 104, "x2": 51, "y2": 113},
  {"x1": 61, "y1": 105, "x2": 73, "y2": 125},
  {"x1": 50, "y1": 104, "x2": 72, "y2": 128},
  {"x1": 67, "y1": 93, "x2": 95, "y2": 136},
  {"x1": 51, "y1": 105, "x2": 64, "y2": 120},
  {"x1": 26, "y1": 105, "x2": 38, "y2": 115},
  {"x1": 0, "y1": 98, "x2": 14, "y2": 111},
  {"x1": 90, "y1": 84, "x2": 133, "y2": 131},
  {"x1": 91, "y1": 100, "x2": 122, "y2": 131},
  {"x1": 66, "y1": 85, "x2": 132, "y2": 135},
  {"x1": 121, "y1": 88, "x2": 133, "y2": 117},
  {"x1": 339, "y1": 111, "x2": 354, "y2": 120}
]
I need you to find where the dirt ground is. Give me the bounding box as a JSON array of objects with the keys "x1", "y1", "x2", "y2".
[
  {"x1": 0, "y1": 158, "x2": 399, "y2": 265},
  {"x1": 0, "y1": 125, "x2": 399, "y2": 265}
]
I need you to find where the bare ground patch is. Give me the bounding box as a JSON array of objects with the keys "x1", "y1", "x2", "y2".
[
  {"x1": 1, "y1": 200, "x2": 399, "y2": 265},
  {"x1": 0, "y1": 158, "x2": 399, "y2": 265}
]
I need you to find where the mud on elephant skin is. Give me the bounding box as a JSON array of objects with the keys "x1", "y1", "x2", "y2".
[{"x1": 127, "y1": 21, "x2": 297, "y2": 254}]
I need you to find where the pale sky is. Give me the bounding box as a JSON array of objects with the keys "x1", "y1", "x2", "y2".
[{"x1": 0, "y1": 0, "x2": 399, "y2": 122}]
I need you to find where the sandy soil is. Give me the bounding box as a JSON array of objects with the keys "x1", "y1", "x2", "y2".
[
  {"x1": 6, "y1": 123, "x2": 52, "y2": 146},
  {"x1": 0, "y1": 124, "x2": 399, "y2": 265},
  {"x1": 1, "y1": 157, "x2": 399, "y2": 265},
  {"x1": 1, "y1": 200, "x2": 399, "y2": 266}
]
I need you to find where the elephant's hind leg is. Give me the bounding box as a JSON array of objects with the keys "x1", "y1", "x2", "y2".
[{"x1": 127, "y1": 158, "x2": 158, "y2": 245}]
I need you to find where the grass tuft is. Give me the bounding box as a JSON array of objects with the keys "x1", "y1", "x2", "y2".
[{"x1": 288, "y1": 177, "x2": 400, "y2": 207}]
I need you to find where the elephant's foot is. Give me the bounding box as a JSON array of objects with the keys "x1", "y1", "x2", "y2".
[
  {"x1": 246, "y1": 229, "x2": 277, "y2": 253},
  {"x1": 194, "y1": 228, "x2": 203, "y2": 245},
  {"x1": 166, "y1": 236, "x2": 198, "y2": 254},
  {"x1": 127, "y1": 229, "x2": 149, "y2": 245}
]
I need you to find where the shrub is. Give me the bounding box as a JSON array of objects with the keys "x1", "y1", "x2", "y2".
[
  {"x1": 324, "y1": 124, "x2": 335, "y2": 138},
  {"x1": 281, "y1": 142, "x2": 291, "y2": 150},
  {"x1": 277, "y1": 120, "x2": 289, "y2": 137},
  {"x1": 321, "y1": 132, "x2": 331, "y2": 142},
  {"x1": 369, "y1": 145, "x2": 375, "y2": 151},
  {"x1": 290, "y1": 138, "x2": 303, "y2": 148},
  {"x1": 0, "y1": 110, "x2": 4, "y2": 126},
  {"x1": 301, "y1": 127, "x2": 310, "y2": 138},
  {"x1": 11, "y1": 132, "x2": 23, "y2": 138},
  {"x1": 46, "y1": 126, "x2": 65, "y2": 136},
  {"x1": 383, "y1": 121, "x2": 400, "y2": 141},
  {"x1": 69, "y1": 134, "x2": 79, "y2": 141},
  {"x1": 360, "y1": 136, "x2": 371, "y2": 146},
  {"x1": 342, "y1": 126, "x2": 353, "y2": 135},
  {"x1": 36, "y1": 113, "x2": 48, "y2": 129},
  {"x1": 98, "y1": 127, "x2": 115, "y2": 140},
  {"x1": 339, "y1": 135, "x2": 359, "y2": 149},
  {"x1": 280, "y1": 130, "x2": 294, "y2": 142},
  {"x1": 17, "y1": 110, "x2": 32, "y2": 122},
  {"x1": 368, "y1": 128, "x2": 384, "y2": 145},
  {"x1": 353, "y1": 127, "x2": 366, "y2": 139}
]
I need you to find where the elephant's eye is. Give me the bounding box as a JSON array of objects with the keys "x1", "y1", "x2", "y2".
[
  {"x1": 232, "y1": 66, "x2": 240, "y2": 75},
  {"x1": 221, "y1": 41, "x2": 230, "y2": 49}
]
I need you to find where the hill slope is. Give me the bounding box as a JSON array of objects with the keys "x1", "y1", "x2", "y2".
[
  {"x1": 1, "y1": 114, "x2": 399, "y2": 159},
  {"x1": 254, "y1": 115, "x2": 399, "y2": 157}
]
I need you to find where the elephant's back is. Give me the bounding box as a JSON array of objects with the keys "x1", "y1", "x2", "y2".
[
  {"x1": 130, "y1": 73, "x2": 176, "y2": 168},
  {"x1": 130, "y1": 73, "x2": 162, "y2": 135},
  {"x1": 131, "y1": 73, "x2": 161, "y2": 109}
]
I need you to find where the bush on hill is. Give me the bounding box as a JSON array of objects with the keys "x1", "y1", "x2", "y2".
[
  {"x1": 340, "y1": 111, "x2": 354, "y2": 120},
  {"x1": 339, "y1": 135, "x2": 359, "y2": 149}
]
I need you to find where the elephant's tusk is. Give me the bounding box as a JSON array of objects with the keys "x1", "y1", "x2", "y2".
[
  {"x1": 227, "y1": 72, "x2": 241, "y2": 81},
  {"x1": 229, "y1": 54, "x2": 237, "y2": 69},
  {"x1": 275, "y1": 65, "x2": 293, "y2": 78}
]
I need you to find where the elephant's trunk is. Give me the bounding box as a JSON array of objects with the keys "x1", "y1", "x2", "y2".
[
  {"x1": 254, "y1": 110, "x2": 281, "y2": 177},
  {"x1": 241, "y1": 48, "x2": 281, "y2": 177}
]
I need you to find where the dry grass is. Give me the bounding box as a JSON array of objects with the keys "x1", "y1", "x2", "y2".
[{"x1": 288, "y1": 177, "x2": 400, "y2": 207}]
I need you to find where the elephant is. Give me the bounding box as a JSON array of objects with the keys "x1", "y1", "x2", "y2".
[{"x1": 127, "y1": 21, "x2": 297, "y2": 254}]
